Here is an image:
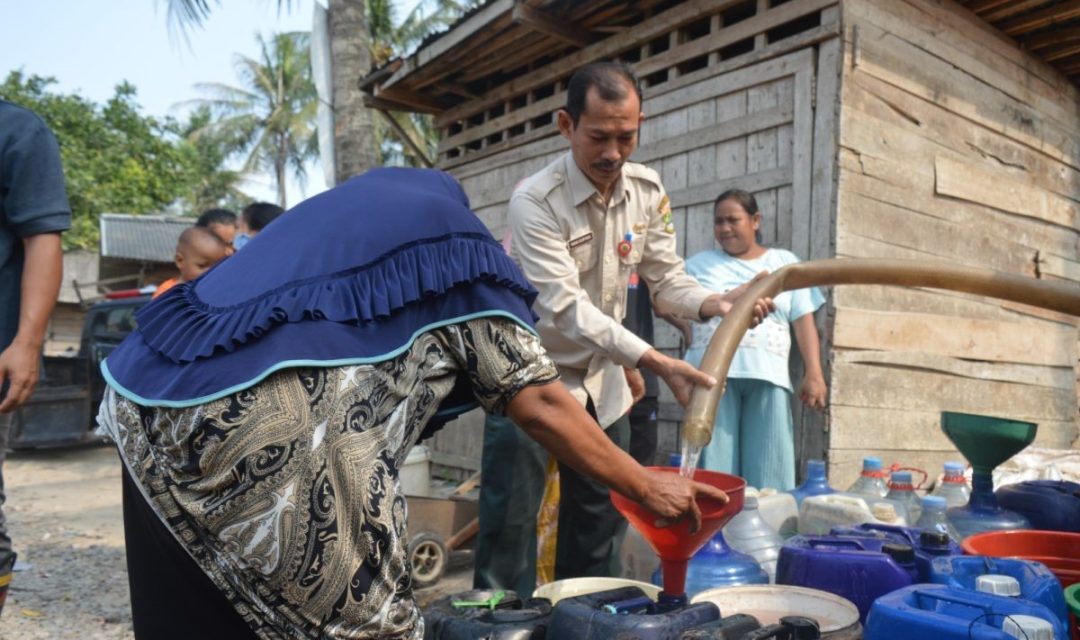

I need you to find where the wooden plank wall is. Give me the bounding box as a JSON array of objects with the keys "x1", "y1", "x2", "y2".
[
  {"x1": 830, "y1": 0, "x2": 1080, "y2": 489},
  {"x1": 430, "y1": 4, "x2": 843, "y2": 473}
]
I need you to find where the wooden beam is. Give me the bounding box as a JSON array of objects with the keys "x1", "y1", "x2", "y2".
[
  {"x1": 436, "y1": 0, "x2": 750, "y2": 128},
  {"x1": 981, "y1": 0, "x2": 1054, "y2": 22},
  {"x1": 1022, "y1": 25, "x2": 1080, "y2": 50},
  {"x1": 382, "y1": 0, "x2": 515, "y2": 90},
  {"x1": 512, "y1": 2, "x2": 596, "y2": 48},
  {"x1": 997, "y1": 0, "x2": 1080, "y2": 37},
  {"x1": 1041, "y1": 40, "x2": 1080, "y2": 62},
  {"x1": 368, "y1": 87, "x2": 447, "y2": 115},
  {"x1": 366, "y1": 102, "x2": 436, "y2": 168}
]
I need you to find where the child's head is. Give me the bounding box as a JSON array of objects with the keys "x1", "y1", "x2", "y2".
[
  {"x1": 196, "y1": 208, "x2": 238, "y2": 254},
  {"x1": 175, "y1": 226, "x2": 228, "y2": 283}
]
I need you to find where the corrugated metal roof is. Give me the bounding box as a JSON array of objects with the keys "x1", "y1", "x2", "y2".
[{"x1": 99, "y1": 213, "x2": 193, "y2": 263}]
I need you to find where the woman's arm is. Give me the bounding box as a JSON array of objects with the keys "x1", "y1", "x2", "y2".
[
  {"x1": 793, "y1": 313, "x2": 827, "y2": 410},
  {"x1": 505, "y1": 382, "x2": 727, "y2": 531}
]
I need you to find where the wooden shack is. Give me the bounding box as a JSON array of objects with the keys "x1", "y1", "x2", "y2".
[{"x1": 364, "y1": 0, "x2": 1080, "y2": 487}]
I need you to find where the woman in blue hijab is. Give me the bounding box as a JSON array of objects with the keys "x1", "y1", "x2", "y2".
[{"x1": 98, "y1": 168, "x2": 725, "y2": 640}]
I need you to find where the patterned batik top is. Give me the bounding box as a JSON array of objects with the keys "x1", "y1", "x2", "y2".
[{"x1": 97, "y1": 317, "x2": 558, "y2": 639}]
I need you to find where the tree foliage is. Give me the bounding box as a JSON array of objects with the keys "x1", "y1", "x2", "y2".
[
  {"x1": 0, "y1": 71, "x2": 245, "y2": 249},
  {"x1": 187, "y1": 31, "x2": 317, "y2": 206}
]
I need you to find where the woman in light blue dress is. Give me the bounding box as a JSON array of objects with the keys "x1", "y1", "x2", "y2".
[{"x1": 682, "y1": 190, "x2": 826, "y2": 490}]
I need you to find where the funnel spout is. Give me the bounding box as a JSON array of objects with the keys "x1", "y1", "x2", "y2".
[{"x1": 683, "y1": 259, "x2": 1080, "y2": 449}]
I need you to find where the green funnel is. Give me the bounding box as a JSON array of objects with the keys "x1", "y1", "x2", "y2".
[{"x1": 941, "y1": 412, "x2": 1037, "y2": 476}]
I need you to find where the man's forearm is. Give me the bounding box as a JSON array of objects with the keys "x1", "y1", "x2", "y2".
[{"x1": 15, "y1": 233, "x2": 63, "y2": 348}]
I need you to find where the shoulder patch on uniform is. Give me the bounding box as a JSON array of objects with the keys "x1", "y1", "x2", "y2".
[
  {"x1": 623, "y1": 162, "x2": 662, "y2": 186},
  {"x1": 520, "y1": 169, "x2": 565, "y2": 200}
]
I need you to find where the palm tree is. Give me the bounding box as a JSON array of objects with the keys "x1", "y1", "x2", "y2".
[
  {"x1": 189, "y1": 32, "x2": 318, "y2": 207},
  {"x1": 163, "y1": 0, "x2": 476, "y2": 178}
]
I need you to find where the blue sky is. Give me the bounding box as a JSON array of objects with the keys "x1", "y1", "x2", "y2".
[{"x1": 1, "y1": 0, "x2": 421, "y2": 208}]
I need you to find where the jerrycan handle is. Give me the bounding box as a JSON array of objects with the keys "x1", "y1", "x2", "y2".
[{"x1": 805, "y1": 537, "x2": 869, "y2": 551}]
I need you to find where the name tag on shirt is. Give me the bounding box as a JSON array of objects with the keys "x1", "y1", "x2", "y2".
[{"x1": 568, "y1": 232, "x2": 593, "y2": 249}]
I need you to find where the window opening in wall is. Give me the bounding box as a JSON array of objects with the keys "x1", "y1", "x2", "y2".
[
  {"x1": 767, "y1": 10, "x2": 821, "y2": 43},
  {"x1": 530, "y1": 112, "x2": 552, "y2": 130},
  {"x1": 646, "y1": 33, "x2": 671, "y2": 55},
  {"x1": 719, "y1": 38, "x2": 755, "y2": 60},
  {"x1": 533, "y1": 83, "x2": 555, "y2": 101},
  {"x1": 678, "y1": 54, "x2": 709, "y2": 76},
  {"x1": 721, "y1": 1, "x2": 757, "y2": 27},
  {"x1": 683, "y1": 16, "x2": 712, "y2": 42}
]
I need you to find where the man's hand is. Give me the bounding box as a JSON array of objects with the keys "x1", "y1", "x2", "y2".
[
  {"x1": 798, "y1": 374, "x2": 827, "y2": 410},
  {"x1": 698, "y1": 271, "x2": 775, "y2": 326},
  {"x1": 0, "y1": 340, "x2": 41, "y2": 413},
  {"x1": 624, "y1": 367, "x2": 646, "y2": 404},
  {"x1": 637, "y1": 348, "x2": 715, "y2": 407},
  {"x1": 637, "y1": 468, "x2": 729, "y2": 534}
]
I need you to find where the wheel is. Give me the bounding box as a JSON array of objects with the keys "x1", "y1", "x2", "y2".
[{"x1": 408, "y1": 531, "x2": 447, "y2": 588}]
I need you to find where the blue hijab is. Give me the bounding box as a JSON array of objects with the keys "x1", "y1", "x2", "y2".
[{"x1": 102, "y1": 168, "x2": 538, "y2": 416}]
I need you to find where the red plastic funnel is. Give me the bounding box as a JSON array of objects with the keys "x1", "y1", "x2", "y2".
[{"x1": 610, "y1": 467, "x2": 746, "y2": 597}]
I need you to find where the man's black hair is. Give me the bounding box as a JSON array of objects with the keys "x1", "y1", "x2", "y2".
[
  {"x1": 564, "y1": 62, "x2": 643, "y2": 125},
  {"x1": 195, "y1": 208, "x2": 237, "y2": 228},
  {"x1": 242, "y1": 202, "x2": 285, "y2": 232}
]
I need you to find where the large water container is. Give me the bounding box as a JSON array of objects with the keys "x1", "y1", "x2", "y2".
[
  {"x1": 691, "y1": 585, "x2": 862, "y2": 639},
  {"x1": 723, "y1": 494, "x2": 784, "y2": 583},
  {"x1": 914, "y1": 495, "x2": 961, "y2": 542},
  {"x1": 828, "y1": 521, "x2": 960, "y2": 579},
  {"x1": 846, "y1": 457, "x2": 889, "y2": 498},
  {"x1": 947, "y1": 473, "x2": 1031, "y2": 539},
  {"x1": 864, "y1": 584, "x2": 1064, "y2": 640},
  {"x1": 789, "y1": 460, "x2": 837, "y2": 506},
  {"x1": 422, "y1": 590, "x2": 551, "y2": 640},
  {"x1": 544, "y1": 586, "x2": 720, "y2": 640},
  {"x1": 776, "y1": 535, "x2": 918, "y2": 621},
  {"x1": 678, "y1": 613, "x2": 763, "y2": 639},
  {"x1": 884, "y1": 471, "x2": 922, "y2": 523},
  {"x1": 931, "y1": 461, "x2": 971, "y2": 508},
  {"x1": 929, "y1": 555, "x2": 1071, "y2": 632},
  {"x1": 798, "y1": 493, "x2": 909, "y2": 535},
  {"x1": 652, "y1": 531, "x2": 769, "y2": 596},
  {"x1": 996, "y1": 480, "x2": 1080, "y2": 533},
  {"x1": 757, "y1": 489, "x2": 799, "y2": 538}
]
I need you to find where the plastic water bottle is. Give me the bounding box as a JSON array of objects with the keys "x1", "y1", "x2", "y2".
[
  {"x1": 914, "y1": 495, "x2": 960, "y2": 541},
  {"x1": 846, "y1": 456, "x2": 889, "y2": 498},
  {"x1": 931, "y1": 461, "x2": 971, "y2": 508},
  {"x1": 885, "y1": 471, "x2": 922, "y2": 523},
  {"x1": 789, "y1": 459, "x2": 837, "y2": 506},
  {"x1": 722, "y1": 494, "x2": 784, "y2": 582}
]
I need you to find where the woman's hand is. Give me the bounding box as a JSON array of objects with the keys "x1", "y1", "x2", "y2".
[
  {"x1": 798, "y1": 374, "x2": 827, "y2": 410},
  {"x1": 637, "y1": 469, "x2": 729, "y2": 534}
]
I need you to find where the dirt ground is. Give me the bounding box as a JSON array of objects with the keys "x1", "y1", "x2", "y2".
[{"x1": 0, "y1": 444, "x2": 472, "y2": 639}]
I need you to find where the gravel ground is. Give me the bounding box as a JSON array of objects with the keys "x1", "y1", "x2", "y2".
[
  {"x1": 0, "y1": 444, "x2": 472, "y2": 639},
  {"x1": 1, "y1": 445, "x2": 132, "y2": 640}
]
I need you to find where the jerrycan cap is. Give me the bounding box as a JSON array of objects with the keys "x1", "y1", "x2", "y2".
[
  {"x1": 743, "y1": 494, "x2": 759, "y2": 509},
  {"x1": 872, "y1": 503, "x2": 898, "y2": 522},
  {"x1": 976, "y1": 574, "x2": 1021, "y2": 597},
  {"x1": 882, "y1": 542, "x2": 916, "y2": 565},
  {"x1": 863, "y1": 457, "x2": 883, "y2": 471},
  {"x1": 1002, "y1": 614, "x2": 1054, "y2": 640},
  {"x1": 944, "y1": 461, "x2": 965, "y2": 473},
  {"x1": 919, "y1": 530, "x2": 950, "y2": 549}
]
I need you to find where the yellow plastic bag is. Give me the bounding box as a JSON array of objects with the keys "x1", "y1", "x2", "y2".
[{"x1": 535, "y1": 455, "x2": 560, "y2": 586}]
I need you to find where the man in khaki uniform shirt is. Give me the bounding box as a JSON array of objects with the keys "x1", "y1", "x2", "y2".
[{"x1": 475, "y1": 62, "x2": 767, "y2": 587}]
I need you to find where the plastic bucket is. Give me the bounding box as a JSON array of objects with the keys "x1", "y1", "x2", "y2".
[
  {"x1": 962, "y1": 530, "x2": 1080, "y2": 587},
  {"x1": 1066, "y1": 583, "x2": 1080, "y2": 634},
  {"x1": 532, "y1": 577, "x2": 661, "y2": 605},
  {"x1": 691, "y1": 584, "x2": 861, "y2": 639}
]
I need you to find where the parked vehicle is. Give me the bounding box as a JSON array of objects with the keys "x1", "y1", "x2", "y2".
[{"x1": 10, "y1": 294, "x2": 150, "y2": 448}]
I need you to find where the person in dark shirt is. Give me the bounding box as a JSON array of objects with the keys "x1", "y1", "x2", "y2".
[{"x1": 0, "y1": 100, "x2": 71, "y2": 612}]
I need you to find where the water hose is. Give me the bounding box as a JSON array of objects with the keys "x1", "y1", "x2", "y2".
[{"x1": 681, "y1": 258, "x2": 1080, "y2": 448}]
